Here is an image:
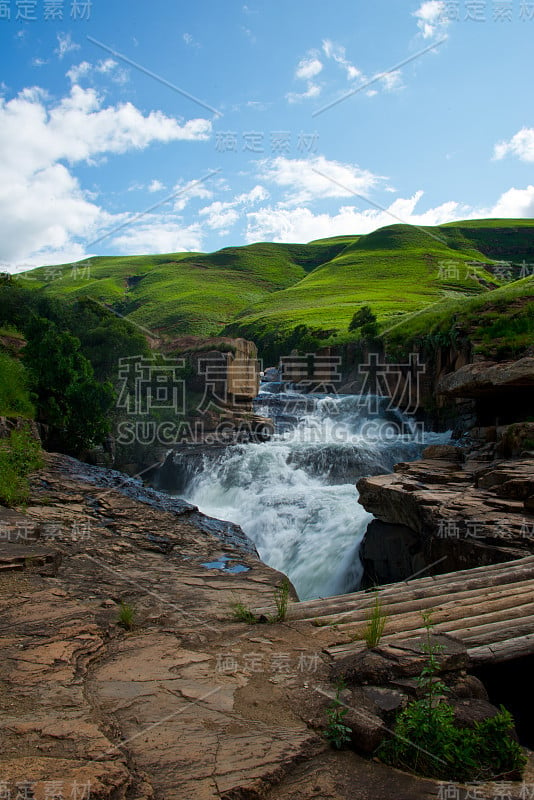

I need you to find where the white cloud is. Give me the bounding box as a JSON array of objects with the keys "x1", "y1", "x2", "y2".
[
  {"x1": 110, "y1": 220, "x2": 203, "y2": 254},
  {"x1": 322, "y1": 40, "x2": 361, "y2": 81},
  {"x1": 172, "y1": 179, "x2": 214, "y2": 212},
  {"x1": 413, "y1": 1, "x2": 450, "y2": 39},
  {"x1": 245, "y1": 192, "x2": 465, "y2": 243},
  {"x1": 199, "y1": 185, "x2": 269, "y2": 233},
  {"x1": 380, "y1": 70, "x2": 404, "y2": 91},
  {"x1": 67, "y1": 59, "x2": 129, "y2": 86},
  {"x1": 148, "y1": 179, "x2": 166, "y2": 193},
  {"x1": 494, "y1": 128, "x2": 534, "y2": 163},
  {"x1": 295, "y1": 56, "x2": 323, "y2": 81},
  {"x1": 31, "y1": 58, "x2": 49, "y2": 68},
  {"x1": 55, "y1": 32, "x2": 80, "y2": 60},
  {"x1": 259, "y1": 156, "x2": 382, "y2": 206},
  {"x1": 286, "y1": 83, "x2": 322, "y2": 103},
  {"x1": 0, "y1": 84, "x2": 212, "y2": 268},
  {"x1": 490, "y1": 185, "x2": 534, "y2": 217},
  {"x1": 287, "y1": 52, "x2": 323, "y2": 103}
]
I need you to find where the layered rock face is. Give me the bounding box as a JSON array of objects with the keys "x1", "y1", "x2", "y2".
[
  {"x1": 358, "y1": 447, "x2": 534, "y2": 584},
  {"x1": 358, "y1": 355, "x2": 534, "y2": 585}
]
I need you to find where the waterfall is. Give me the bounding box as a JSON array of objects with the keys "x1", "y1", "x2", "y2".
[{"x1": 179, "y1": 387, "x2": 450, "y2": 601}]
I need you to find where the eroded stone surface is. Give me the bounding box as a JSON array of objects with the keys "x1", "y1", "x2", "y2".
[{"x1": 1, "y1": 452, "x2": 530, "y2": 799}]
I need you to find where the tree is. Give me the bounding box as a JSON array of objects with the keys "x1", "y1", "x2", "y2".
[
  {"x1": 348, "y1": 305, "x2": 376, "y2": 332},
  {"x1": 23, "y1": 317, "x2": 114, "y2": 455}
]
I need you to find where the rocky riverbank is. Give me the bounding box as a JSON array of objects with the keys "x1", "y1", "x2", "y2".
[{"x1": 3, "y1": 452, "x2": 533, "y2": 799}]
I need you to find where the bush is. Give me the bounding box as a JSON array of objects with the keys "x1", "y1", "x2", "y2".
[
  {"x1": 349, "y1": 305, "x2": 376, "y2": 332},
  {"x1": 0, "y1": 353, "x2": 34, "y2": 418},
  {"x1": 0, "y1": 424, "x2": 44, "y2": 506},
  {"x1": 378, "y1": 612, "x2": 526, "y2": 781}
]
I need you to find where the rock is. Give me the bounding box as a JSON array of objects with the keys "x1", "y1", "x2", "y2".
[
  {"x1": 450, "y1": 698, "x2": 504, "y2": 729},
  {"x1": 360, "y1": 520, "x2": 425, "y2": 588},
  {"x1": 331, "y1": 636, "x2": 469, "y2": 687},
  {"x1": 438, "y1": 358, "x2": 534, "y2": 398},
  {"x1": 357, "y1": 455, "x2": 534, "y2": 574},
  {"x1": 422, "y1": 445, "x2": 465, "y2": 461},
  {"x1": 447, "y1": 674, "x2": 489, "y2": 701},
  {"x1": 343, "y1": 707, "x2": 386, "y2": 754}
]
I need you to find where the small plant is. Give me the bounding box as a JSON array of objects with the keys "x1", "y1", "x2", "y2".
[
  {"x1": 231, "y1": 601, "x2": 258, "y2": 624},
  {"x1": 325, "y1": 680, "x2": 352, "y2": 749},
  {"x1": 378, "y1": 611, "x2": 527, "y2": 781},
  {"x1": 117, "y1": 601, "x2": 136, "y2": 631},
  {"x1": 270, "y1": 578, "x2": 291, "y2": 623},
  {"x1": 362, "y1": 591, "x2": 387, "y2": 648}
]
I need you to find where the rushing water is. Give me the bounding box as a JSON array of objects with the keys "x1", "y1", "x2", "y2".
[{"x1": 179, "y1": 385, "x2": 449, "y2": 601}]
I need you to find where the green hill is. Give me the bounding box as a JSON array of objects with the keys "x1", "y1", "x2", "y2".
[{"x1": 21, "y1": 219, "x2": 534, "y2": 356}]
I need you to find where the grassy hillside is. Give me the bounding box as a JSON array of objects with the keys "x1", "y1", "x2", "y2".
[
  {"x1": 22, "y1": 241, "x2": 347, "y2": 337},
  {"x1": 22, "y1": 219, "x2": 534, "y2": 355}
]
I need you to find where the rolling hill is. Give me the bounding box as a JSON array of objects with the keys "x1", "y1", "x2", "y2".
[{"x1": 20, "y1": 219, "x2": 534, "y2": 357}]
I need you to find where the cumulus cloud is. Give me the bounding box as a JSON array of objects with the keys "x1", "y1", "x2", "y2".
[
  {"x1": 295, "y1": 56, "x2": 323, "y2": 81},
  {"x1": 148, "y1": 179, "x2": 166, "y2": 193},
  {"x1": 494, "y1": 128, "x2": 534, "y2": 163},
  {"x1": 413, "y1": 1, "x2": 450, "y2": 39},
  {"x1": 287, "y1": 51, "x2": 324, "y2": 103},
  {"x1": 199, "y1": 185, "x2": 269, "y2": 233},
  {"x1": 490, "y1": 185, "x2": 534, "y2": 217},
  {"x1": 245, "y1": 193, "x2": 466, "y2": 243},
  {"x1": 0, "y1": 83, "x2": 212, "y2": 268},
  {"x1": 67, "y1": 59, "x2": 129, "y2": 86},
  {"x1": 110, "y1": 221, "x2": 203, "y2": 254},
  {"x1": 259, "y1": 156, "x2": 382, "y2": 206}
]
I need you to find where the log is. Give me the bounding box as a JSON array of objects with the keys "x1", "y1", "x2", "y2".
[
  {"x1": 468, "y1": 633, "x2": 534, "y2": 664},
  {"x1": 295, "y1": 578, "x2": 534, "y2": 627},
  {"x1": 267, "y1": 563, "x2": 534, "y2": 621}
]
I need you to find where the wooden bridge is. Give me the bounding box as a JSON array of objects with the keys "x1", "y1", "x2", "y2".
[{"x1": 256, "y1": 555, "x2": 534, "y2": 665}]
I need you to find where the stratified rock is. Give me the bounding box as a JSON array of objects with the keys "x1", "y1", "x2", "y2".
[{"x1": 438, "y1": 357, "x2": 534, "y2": 398}]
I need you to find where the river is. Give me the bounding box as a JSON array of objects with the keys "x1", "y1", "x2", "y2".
[{"x1": 178, "y1": 384, "x2": 449, "y2": 601}]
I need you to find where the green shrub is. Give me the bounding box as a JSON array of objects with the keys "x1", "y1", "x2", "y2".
[
  {"x1": 0, "y1": 353, "x2": 34, "y2": 418},
  {"x1": 0, "y1": 424, "x2": 43, "y2": 507},
  {"x1": 378, "y1": 612, "x2": 526, "y2": 781},
  {"x1": 325, "y1": 680, "x2": 352, "y2": 749},
  {"x1": 231, "y1": 600, "x2": 258, "y2": 624}
]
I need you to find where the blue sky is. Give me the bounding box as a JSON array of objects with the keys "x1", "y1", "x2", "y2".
[{"x1": 1, "y1": 0, "x2": 533, "y2": 269}]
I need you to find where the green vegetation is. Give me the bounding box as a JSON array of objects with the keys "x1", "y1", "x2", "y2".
[
  {"x1": 325, "y1": 680, "x2": 352, "y2": 749},
  {"x1": 231, "y1": 600, "x2": 259, "y2": 624},
  {"x1": 20, "y1": 220, "x2": 533, "y2": 363},
  {"x1": 271, "y1": 577, "x2": 291, "y2": 622},
  {"x1": 23, "y1": 317, "x2": 115, "y2": 455},
  {"x1": 378, "y1": 612, "x2": 526, "y2": 781},
  {"x1": 362, "y1": 591, "x2": 387, "y2": 648},
  {"x1": 230, "y1": 578, "x2": 292, "y2": 624},
  {"x1": 0, "y1": 278, "x2": 151, "y2": 456},
  {"x1": 117, "y1": 601, "x2": 136, "y2": 631},
  {"x1": 0, "y1": 424, "x2": 44, "y2": 506},
  {"x1": 0, "y1": 353, "x2": 34, "y2": 418}
]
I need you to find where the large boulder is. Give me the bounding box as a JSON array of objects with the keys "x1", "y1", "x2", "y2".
[{"x1": 438, "y1": 358, "x2": 534, "y2": 398}]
